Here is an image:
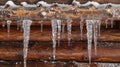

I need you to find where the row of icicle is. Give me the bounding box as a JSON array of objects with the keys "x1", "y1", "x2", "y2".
[
  {"x1": 2, "y1": 11, "x2": 117, "y2": 67},
  {"x1": 0, "y1": 0, "x2": 120, "y2": 67}
]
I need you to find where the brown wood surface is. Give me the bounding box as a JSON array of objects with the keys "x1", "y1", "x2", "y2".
[
  {"x1": 0, "y1": 26, "x2": 119, "y2": 42},
  {"x1": 0, "y1": 42, "x2": 119, "y2": 63},
  {"x1": 0, "y1": 61, "x2": 99, "y2": 67}
]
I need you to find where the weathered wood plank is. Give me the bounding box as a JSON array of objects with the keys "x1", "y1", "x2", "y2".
[
  {"x1": 0, "y1": 42, "x2": 120, "y2": 62},
  {"x1": 0, "y1": 26, "x2": 119, "y2": 42}
]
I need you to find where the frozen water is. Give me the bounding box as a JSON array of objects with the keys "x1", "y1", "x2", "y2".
[
  {"x1": 67, "y1": 18, "x2": 73, "y2": 46},
  {"x1": 80, "y1": 16, "x2": 84, "y2": 40},
  {"x1": 86, "y1": 20, "x2": 93, "y2": 64},
  {"x1": 5, "y1": 0, "x2": 19, "y2": 8},
  {"x1": 38, "y1": 21, "x2": 43, "y2": 32},
  {"x1": 7, "y1": 20, "x2": 12, "y2": 38},
  {"x1": 22, "y1": 19, "x2": 32, "y2": 67},
  {"x1": 51, "y1": 19, "x2": 57, "y2": 59},
  {"x1": 57, "y1": 20, "x2": 62, "y2": 46},
  {"x1": 62, "y1": 23, "x2": 65, "y2": 38},
  {"x1": 105, "y1": 20, "x2": 108, "y2": 28},
  {"x1": 21, "y1": 2, "x2": 37, "y2": 8}
]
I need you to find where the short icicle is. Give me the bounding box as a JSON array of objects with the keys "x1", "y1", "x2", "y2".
[
  {"x1": 67, "y1": 18, "x2": 73, "y2": 46},
  {"x1": 38, "y1": 20, "x2": 43, "y2": 32},
  {"x1": 7, "y1": 20, "x2": 12, "y2": 38},
  {"x1": 80, "y1": 16, "x2": 84, "y2": 40},
  {"x1": 51, "y1": 19, "x2": 57, "y2": 60},
  {"x1": 62, "y1": 24, "x2": 65, "y2": 38},
  {"x1": 22, "y1": 19, "x2": 32, "y2": 67},
  {"x1": 86, "y1": 20, "x2": 93, "y2": 64}
]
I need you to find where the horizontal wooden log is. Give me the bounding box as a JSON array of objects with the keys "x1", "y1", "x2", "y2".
[
  {"x1": 0, "y1": 60, "x2": 99, "y2": 67},
  {"x1": 0, "y1": 26, "x2": 119, "y2": 42},
  {"x1": 0, "y1": 42, "x2": 120, "y2": 63},
  {"x1": 0, "y1": 20, "x2": 114, "y2": 27}
]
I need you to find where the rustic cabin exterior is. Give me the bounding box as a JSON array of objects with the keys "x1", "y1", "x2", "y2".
[{"x1": 0, "y1": 0, "x2": 120, "y2": 67}]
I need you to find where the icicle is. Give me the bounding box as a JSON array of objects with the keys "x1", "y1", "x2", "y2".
[
  {"x1": 62, "y1": 23, "x2": 65, "y2": 38},
  {"x1": 51, "y1": 19, "x2": 57, "y2": 60},
  {"x1": 93, "y1": 20, "x2": 100, "y2": 55},
  {"x1": 22, "y1": 19, "x2": 32, "y2": 67},
  {"x1": 7, "y1": 20, "x2": 12, "y2": 38},
  {"x1": 17, "y1": 17, "x2": 22, "y2": 30},
  {"x1": 111, "y1": 18, "x2": 113, "y2": 28},
  {"x1": 105, "y1": 20, "x2": 108, "y2": 28},
  {"x1": 57, "y1": 20, "x2": 62, "y2": 46},
  {"x1": 86, "y1": 20, "x2": 93, "y2": 64},
  {"x1": 98, "y1": 20, "x2": 101, "y2": 36},
  {"x1": 80, "y1": 16, "x2": 84, "y2": 40},
  {"x1": 67, "y1": 18, "x2": 73, "y2": 46},
  {"x1": 38, "y1": 20, "x2": 43, "y2": 32}
]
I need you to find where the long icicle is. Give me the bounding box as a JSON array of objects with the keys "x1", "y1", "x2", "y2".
[
  {"x1": 7, "y1": 20, "x2": 12, "y2": 38},
  {"x1": 93, "y1": 20, "x2": 99, "y2": 55},
  {"x1": 86, "y1": 20, "x2": 93, "y2": 64},
  {"x1": 67, "y1": 18, "x2": 73, "y2": 46},
  {"x1": 57, "y1": 20, "x2": 62, "y2": 46},
  {"x1": 51, "y1": 19, "x2": 57, "y2": 60},
  {"x1": 23, "y1": 19, "x2": 32, "y2": 67}
]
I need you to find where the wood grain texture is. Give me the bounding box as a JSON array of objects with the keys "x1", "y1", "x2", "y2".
[
  {"x1": 0, "y1": 42, "x2": 119, "y2": 63},
  {"x1": 0, "y1": 26, "x2": 119, "y2": 42}
]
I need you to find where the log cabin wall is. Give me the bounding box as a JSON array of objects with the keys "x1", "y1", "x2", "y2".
[{"x1": 0, "y1": 0, "x2": 120, "y2": 67}]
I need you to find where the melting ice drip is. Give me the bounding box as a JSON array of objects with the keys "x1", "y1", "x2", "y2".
[
  {"x1": 67, "y1": 18, "x2": 73, "y2": 46},
  {"x1": 86, "y1": 19, "x2": 101, "y2": 64},
  {"x1": 7, "y1": 20, "x2": 12, "y2": 38},
  {"x1": 22, "y1": 20, "x2": 32, "y2": 67},
  {"x1": 51, "y1": 19, "x2": 61, "y2": 59}
]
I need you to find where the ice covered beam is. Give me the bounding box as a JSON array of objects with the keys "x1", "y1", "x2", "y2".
[
  {"x1": 0, "y1": 42, "x2": 120, "y2": 63},
  {"x1": 0, "y1": 27, "x2": 119, "y2": 42}
]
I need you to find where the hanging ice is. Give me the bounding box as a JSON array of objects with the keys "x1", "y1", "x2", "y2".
[
  {"x1": 38, "y1": 20, "x2": 43, "y2": 32},
  {"x1": 7, "y1": 20, "x2": 12, "y2": 38},
  {"x1": 98, "y1": 20, "x2": 101, "y2": 36},
  {"x1": 62, "y1": 23, "x2": 65, "y2": 38},
  {"x1": 86, "y1": 20, "x2": 93, "y2": 64},
  {"x1": 93, "y1": 20, "x2": 100, "y2": 55},
  {"x1": 51, "y1": 19, "x2": 57, "y2": 60},
  {"x1": 57, "y1": 20, "x2": 62, "y2": 46},
  {"x1": 22, "y1": 19, "x2": 32, "y2": 67},
  {"x1": 67, "y1": 18, "x2": 73, "y2": 46},
  {"x1": 105, "y1": 20, "x2": 108, "y2": 28},
  {"x1": 80, "y1": 16, "x2": 84, "y2": 40},
  {"x1": 17, "y1": 18, "x2": 22, "y2": 31}
]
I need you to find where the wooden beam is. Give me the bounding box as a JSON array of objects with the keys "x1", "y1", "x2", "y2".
[
  {"x1": 0, "y1": 26, "x2": 119, "y2": 42},
  {"x1": 0, "y1": 42, "x2": 120, "y2": 63}
]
